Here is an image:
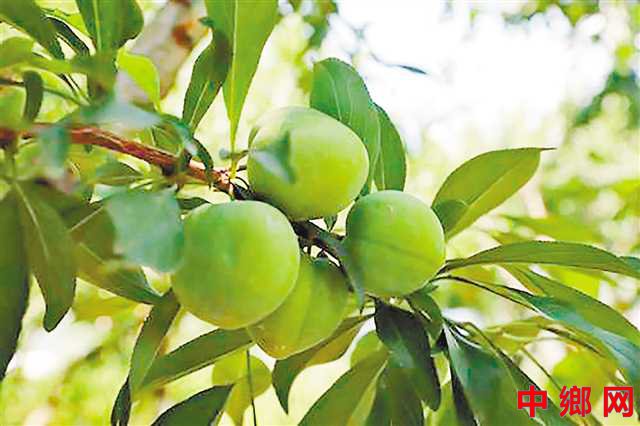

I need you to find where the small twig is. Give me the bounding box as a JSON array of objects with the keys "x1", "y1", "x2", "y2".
[{"x1": 0, "y1": 125, "x2": 231, "y2": 192}]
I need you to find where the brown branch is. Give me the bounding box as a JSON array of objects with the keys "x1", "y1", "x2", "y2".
[
  {"x1": 115, "y1": 0, "x2": 208, "y2": 103},
  {"x1": 0, "y1": 125, "x2": 230, "y2": 192}
]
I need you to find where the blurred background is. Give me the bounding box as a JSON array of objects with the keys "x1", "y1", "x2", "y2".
[{"x1": 1, "y1": 0, "x2": 638, "y2": 424}]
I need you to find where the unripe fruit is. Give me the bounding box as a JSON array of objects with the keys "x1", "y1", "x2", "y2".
[
  {"x1": 248, "y1": 254, "x2": 349, "y2": 359},
  {"x1": 343, "y1": 190, "x2": 445, "y2": 297},
  {"x1": 172, "y1": 201, "x2": 300, "y2": 329},
  {"x1": 247, "y1": 107, "x2": 369, "y2": 221}
]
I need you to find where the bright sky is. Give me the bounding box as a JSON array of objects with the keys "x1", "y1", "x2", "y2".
[{"x1": 322, "y1": 0, "x2": 627, "y2": 161}]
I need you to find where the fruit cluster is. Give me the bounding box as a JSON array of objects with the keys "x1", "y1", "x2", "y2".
[{"x1": 172, "y1": 107, "x2": 446, "y2": 359}]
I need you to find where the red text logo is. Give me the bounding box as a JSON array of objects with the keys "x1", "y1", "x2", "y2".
[
  {"x1": 559, "y1": 386, "x2": 591, "y2": 417},
  {"x1": 517, "y1": 385, "x2": 548, "y2": 418},
  {"x1": 604, "y1": 386, "x2": 634, "y2": 418}
]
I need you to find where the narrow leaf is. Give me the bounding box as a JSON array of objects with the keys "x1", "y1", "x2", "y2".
[
  {"x1": 249, "y1": 132, "x2": 295, "y2": 183},
  {"x1": 433, "y1": 199, "x2": 468, "y2": 237},
  {"x1": 15, "y1": 183, "x2": 76, "y2": 331},
  {"x1": 37, "y1": 125, "x2": 70, "y2": 178},
  {"x1": 65, "y1": 204, "x2": 160, "y2": 304},
  {"x1": 0, "y1": 194, "x2": 29, "y2": 379},
  {"x1": 444, "y1": 324, "x2": 569, "y2": 425},
  {"x1": 408, "y1": 290, "x2": 444, "y2": 341},
  {"x1": 151, "y1": 385, "x2": 232, "y2": 426},
  {"x1": 310, "y1": 58, "x2": 380, "y2": 193},
  {"x1": 22, "y1": 71, "x2": 43, "y2": 123},
  {"x1": 508, "y1": 268, "x2": 640, "y2": 346},
  {"x1": 432, "y1": 148, "x2": 547, "y2": 236},
  {"x1": 182, "y1": 32, "x2": 230, "y2": 130},
  {"x1": 205, "y1": 0, "x2": 278, "y2": 143},
  {"x1": 105, "y1": 189, "x2": 184, "y2": 273},
  {"x1": 117, "y1": 50, "x2": 161, "y2": 104},
  {"x1": 139, "y1": 328, "x2": 252, "y2": 392},
  {"x1": 375, "y1": 304, "x2": 440, "y2": 408},
  {"x1": 380, "y1": 363, "x2": 424, "y2": 426},
  {"x1": 272, "y1": 316, "x2": 369, "y2": 413},
  {"x1": 443, "y1": 241, "x2": 640, "y2": 279},
  {"x1": 110, "y1": 379, "x2": 131, "y2": 426},
  {"x1": 374, "y1": 105, "x2": 406, "y2": 191},
  {"x1": 49, "y1": 17, "x2": 90, "y2": 56},
  {"x1": 299, "y1": 350, "x2": 388, "y2": 426},
  {"x1": 129, "y1": 291, "x2": 180, "y2": 392},
  {"x1": 75, "y1": 0, "x2": 143, "y2": 51},
  {"x1": 0, "y1": 0, "x2": 64, "y2": 58}
]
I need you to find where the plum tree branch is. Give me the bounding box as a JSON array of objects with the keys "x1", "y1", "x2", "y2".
[{"x1": 0, "y1": 125, "x2": 230, "y2": 192}]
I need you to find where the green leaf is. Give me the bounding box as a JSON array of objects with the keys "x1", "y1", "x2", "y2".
[
  {"x1": 75, "y1": 0, "x2": 143, "y2": 51},
  {"x1": 0, "y1": 0, "x2": 64, "y2": 58},
  {"x1": 22, "y1": 71, "x2": 43, "y2": 123},
  {"x1": 75, "y1": 97, "x2": 160, "y2": 131},
  {"x1": 49, "y1": 17, "x2": 90, "y2": 56},
  {"x1": 151, "y1": 385, "x2": 232, "y2": 426},
  {"x1": 364, "y1": 378, "x2": 390, "y2": 426},
  {"x1": 502, "y1": 274, "x2": 640, "y2": 410},
  {"x1": 0, "y1": 194, "x2": 29, "y2": 380},
  {"x1": 350, "y1": 331, "x2": 384, "y2": 367},
  {"x1": 36, "y1": 125, "x2": 70, "y2": 178},
  {"x1": 408, "y1": 290, "x2": 444, "y2": 341},
  {"x1": 450, "y1": 372, "x2": 477, "y2": 426},
  {"x1": 297, "y1": 224, "x2": 366, "y2": 306},
  {"x1": 129, "y1": 291, "x2": 180, "y2": 393},
  {"x1": 182, "y1": 32, "x2": 230, "y2": 130},
  {"x1": 299, "y1": 350, "x2": 388, "y2": 426},
  {"x1": 507, "y1": 268, "x2": 640, "y2": 346},
  {"x1": 379, "y1": 363, "x2": 424, "y2": 426},
  {"x1": 432, "y1": 148, "x2": 547, "y2": 237},
  {"x1": 110, "y1": 379, "x2": 131, "y2": 426},
  {"x1": 65, "y1": 204, "x2": 160, "y2": 304},
  {"x1": 15, "y1": 183, "x2": 76, "y2": 331},
  {"x1": 249, "y1": 131, "x2": 295, "y2": 184},
  {"x1": 205, "y1": 0, "x2": 278, "y2": 143},
  {"x1": 91, "y1": 161, "x2": 143, "y2": 186},
  {"x1": 374, "y1": 304, "x2": 440, "y2": 408},
  {"x1": 212, "y1": 353, "x2": 271, "y2": 426},
  {"x1": 272, "y1": 315, "x2": 369, "y2": 413},
  {"x1": 0, "y1": 37, "x2": 34, "y2": 69},
  {"x1": 443, "y1": 241, "x2": 640, "y2": 279},
  {"x1": 503, "y1": 215, "x2": 599, "y2": 243},
  {"x1": 373, "y1": 105, "x2": 406, "y2": 191},
  {"x1": 433, "y1": 199, "x2": 468, "y2": 237},
  {"x1": 105, "y1": 189, "x2": 184, "y2": 273},
  {"x1": 444, "y1": 324, "x2": 569, "y2": 426},
  {"x1": 177, "y1": 197, "x2": 210, "y2": 212},
  {"x1": 310, "y1": 58, "x2": 380, "y2": 194},
  {"x1": 117, "y1": 50, "x2": 161, "y2": 104},
  {"x1": 139, "y1": 328, "x2": 252, "y2": 392}
]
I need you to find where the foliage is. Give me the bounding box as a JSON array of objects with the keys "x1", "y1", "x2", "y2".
[{"x1": 0, "y1": 1, "x2": 638, "y2": 425}]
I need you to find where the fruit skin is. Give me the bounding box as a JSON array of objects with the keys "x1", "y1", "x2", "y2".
[
  {"x1": 248, "y1": 254, "x2": 349, "y2": 359},
  {"x1": 343, "y1": 190, "x2": 445, "y2": 297},
  {"x1": 247, "y1": 107, "x2": 369, "y2": 221},
  {"x1": 172, "y1": 201, "x2": 300, "y2": 329}
]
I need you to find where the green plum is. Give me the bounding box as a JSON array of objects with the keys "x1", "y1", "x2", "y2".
[
  {"x1": 247, "y1": 107, "x2": 369, "y2": 221},
  {"x1": 248, "y1": 254, "x2": 349, "y2": 359},
  {"x1": 343, "y1": 190, "x2": 445, "y2": 297},
  {"x1": 172, "y1": 201, "x2": 300, "y2": 329}
]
